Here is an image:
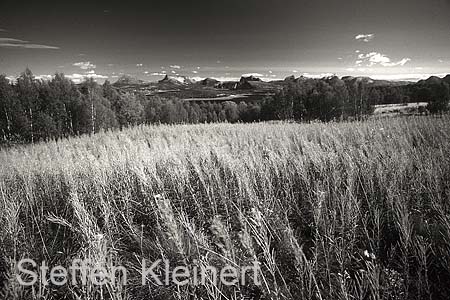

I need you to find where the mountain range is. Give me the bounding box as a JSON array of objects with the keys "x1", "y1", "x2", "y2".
[{"x1": 111, "y1": 73, "x2": 450, "y2": 103}]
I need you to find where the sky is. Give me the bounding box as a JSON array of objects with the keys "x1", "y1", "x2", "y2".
[{"x1": 1, "y1": 0, "x2": 450, "y2": 83}]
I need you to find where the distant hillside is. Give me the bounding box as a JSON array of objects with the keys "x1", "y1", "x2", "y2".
[
  {"x1": 417, "y1": 75, "x2": 450, "y2": 86},
  {"x1": 341, "y1": 76, "x2": 410, "y2": 87},
  {"x1": 113, "y1": 75, "x2": 145, "y2": 86},
  {"x1": 444, "y1": 75, "x2": 450, "y2": 84},
  {"x1": 109, "y1": 72, "x2": 450, "y2": 110},
  {"x1": 236, "y1": 75, "x2": 281, "y2": 91},
  {"x1": 280, "y1": 75, "x2": 410, "y2": 87},
  {"x1": 199, "y1": 78, "x2": 220, "y2": 87},
  {"x1": 158, "y1": 75, "x2": 195, "y2": 85}
]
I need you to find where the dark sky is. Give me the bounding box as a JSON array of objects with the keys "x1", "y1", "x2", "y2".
[{"x1": 1, "y1": 0, "x2": 450, "y2": 82}]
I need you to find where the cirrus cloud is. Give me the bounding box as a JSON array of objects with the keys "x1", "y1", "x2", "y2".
[
  {"x1": 0, "y1": 38, "x2": 24, "y2": 42},
  {"x1": 0, "y1": 37, "x2": 59, "y2": 49}
]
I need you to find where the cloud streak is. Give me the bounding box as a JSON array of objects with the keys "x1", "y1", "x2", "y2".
[
  {"x1": 355, "y1": 34, "x2": 375, "y2": 42},
  {"x1": 0, "y1": 37, "x2": 59, "y2": 49},
  {"x1": 0, "y1": 38, "x2": 24, "y2": 42},
  {"x1": 73, "y1": 61, "x2": 96, "y2": 70}
]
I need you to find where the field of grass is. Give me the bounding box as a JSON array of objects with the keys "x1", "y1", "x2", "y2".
[
  {"x1": 373, "y1": 102, "x2": 428, "y2": 116},
  {"x1": 1, "y1": 116, "x2": 450, "y2": 300}
]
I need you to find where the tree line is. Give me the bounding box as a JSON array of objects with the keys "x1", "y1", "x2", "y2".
[
  {"x1": 0, "y1": 69, "x2": 263, "y2": 144},
  {"x1": 1, "y1": 69, "x2": 448, "y2": 144},
  {"x1": 262, "y1": 76, "x2": 450, "y2": 122}
]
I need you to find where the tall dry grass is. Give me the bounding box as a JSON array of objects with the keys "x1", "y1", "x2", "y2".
[{"x1": 0, "y1": 115, "x2": 450, "y2": 299}]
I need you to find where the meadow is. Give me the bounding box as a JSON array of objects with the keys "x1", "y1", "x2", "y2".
[{"x1": 0, "y1": 115, "x2": 450, "y2": 300}]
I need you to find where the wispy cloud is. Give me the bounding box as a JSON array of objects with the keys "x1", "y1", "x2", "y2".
[
  {"x1": 73, "y1": 61, "x2": 96, "y2": 70},
  {"x1": 0, "y1": 38, "x2": 24, "y2": 42},
  {"x1": 355, "y1": 34, "x2": 375, "y2": 42},
  {"x1": 346, "y1": 67, "x2": 369, "y2": 72},
  {"x1": 387, "y1": 58, "x2": 411, "y2": 67},
  {"x1": 355, "y1": 52, "x2": 411, "y2": 67},
  {"x1": 0, "y1": 37, "x2": 59, "y2": 49},
  {"x1": 0, "y1": 43, "x2": 59, "y2": 49},
  {"x1": 0, "y1": 28, "x2": 7, "y2": 32}
]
